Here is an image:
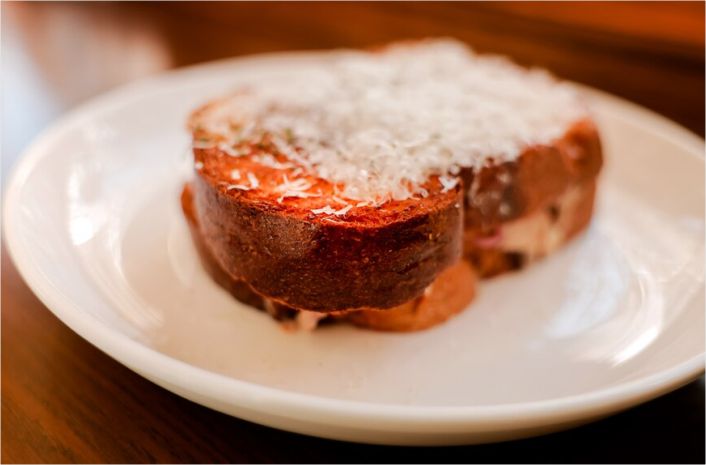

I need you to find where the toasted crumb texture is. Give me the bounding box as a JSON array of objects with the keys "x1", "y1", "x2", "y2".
[
  {"x1": 182, "y1": 184, "x2": 475, "y2": 331},
  {"x1": 191, "y1": 175, "x2": 463, "y2": 312}
]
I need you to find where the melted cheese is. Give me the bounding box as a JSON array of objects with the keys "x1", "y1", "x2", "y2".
[{"x1": 199, "y1": 39, "x2": 587, "y2": 202}]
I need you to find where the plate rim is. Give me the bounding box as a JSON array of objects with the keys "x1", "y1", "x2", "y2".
[{"x1": 3, "y1": 50, "x2": 705, "y2": 432}]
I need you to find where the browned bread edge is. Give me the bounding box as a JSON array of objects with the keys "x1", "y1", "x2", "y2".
[
  {"x1": 191, "y1": 176, "x2": 464, "y2": 312},
  {"x1": 182, "y1": 184, "x2": 476, "y2": 331},
  {"x1": 461, "y1": 119, "x2": 602, "y2": 231}
]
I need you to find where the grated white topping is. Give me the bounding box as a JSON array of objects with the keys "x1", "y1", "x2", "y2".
[
  {"x1": 275, "y1": 175, "x2": 320, "y2": 203},
  {"x1": 255, "y1": 153, "x2": 294, "y2": 170},
  {"x1": 230, "y1": 169, "x2": 241, "y2": 180},
  {"x1": 247, "y1": 172, "x2": 260, "y2": 189},
  {"x1": 198, "y1": 39, "x2": 587, "y2": 202},
  {"x1": 277, "y1": 191, "x2": 319, "y2": 203},
  {"x1": 218, "y1": 142, "x2": 244, "y2": 157},
  {"x1": 331, "y1": 195, "x2": 348, "y2": 206},
  {"x1": 439, "y1": 175, "x2": 459, "y2": 193},
  {"x1": 333, "y1": 204, "x2": 352, "y2": 216},
  {"x1": 311, "y1": 204, "x2": 352, "y2": 216},
  {"x1": 276, "y1": 175, "x2": 311, "y2": 193}
]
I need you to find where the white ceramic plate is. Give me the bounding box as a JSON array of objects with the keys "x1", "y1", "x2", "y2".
[{"x1": 4, "y1": 51, "x2": 705, "y2": 446}]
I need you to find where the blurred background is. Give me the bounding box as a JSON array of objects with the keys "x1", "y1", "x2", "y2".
[{"x1": 2, "y1": 2, "x2": 704, "y2": 463}]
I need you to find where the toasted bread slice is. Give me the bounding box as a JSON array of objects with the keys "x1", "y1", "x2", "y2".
[
  {"x1": 188, "y1": 116, "x2": 600, "y2": 309},
  {"x1": 190, "y1": 147, "x2": 463, "y2": 312},
  {"x1": 460, "y1": 118, "x2": 601, "y2": 276},
  {"x1": 183, "y1": 175, "x2": 595, "y2": 331},
  {"x1": 182, "y1": 184, "x2": 476, "y2": 331},
  {"x1": 183, "y1": 39, "x2": 602, "y2": 326}
]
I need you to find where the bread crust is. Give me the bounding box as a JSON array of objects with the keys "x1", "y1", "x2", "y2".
[
  {"x1": 461, "y1": 119, "x2": 602, "y2": 231},
  {"x1": 183, "y1": 173, "x2": 596, "y2": 331},
  {"x1": 190, "y1": 119, "x2": 600, "y2": 311},
  {"x1": 192, "y1": 173, "x2": 463, "y2": 312},
  {"x1": 183, "y1": 184, "x2": 476, "y2": 331},
  {"x1": 345, "y1": 261, "x2": 476, "y2": 331}
]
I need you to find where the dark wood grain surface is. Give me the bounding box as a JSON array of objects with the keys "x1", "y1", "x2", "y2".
[{"x1": 2, "y1": 2, "x2": 704, "y2": 463}]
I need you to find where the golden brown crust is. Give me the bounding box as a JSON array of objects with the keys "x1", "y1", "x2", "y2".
[
  {"x1": 345, "y1": 261, "x2": 476, "y2": 331},
  {"x1": 181, "y1": 186, "x2": 268, "y2": 310},
  {"x1": 191, "y1": 125, "x2": 465, "y2": 312},
  {"x1": 184, "y1": 177, "x2": 596, "y2": 331},
  {"x1": 192, "y1": 175, "x2": 463, "y2": 312},
  {"x1": 461, "y1": 119, "x2": 602, "y2": 231},
  {"x1": 182, "y1": 184, "x2": 475, "y2": 331},
  {"x1": 183, "y1": 175, "x2": 597, "y2": 331}
]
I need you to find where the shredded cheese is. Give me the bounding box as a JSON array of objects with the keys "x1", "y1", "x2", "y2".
[
  {"x1": 197, "y1": 39, "x2": 587, "y2": 202},
  {"x1": 311, "y1": 204, "x2": 352, "y2": 216},
  {"x1": 439, "y1": 175, "x2": 459, "y2": 193},
  {"x1": 247, "y1": 172, "x2": 260, "y2": 189}
]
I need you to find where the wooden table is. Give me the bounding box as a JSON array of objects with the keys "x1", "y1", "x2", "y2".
[{"x1": 3, "y1": 3, "x2": 704, "y2": 463}]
